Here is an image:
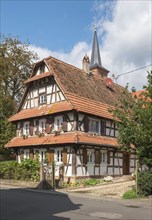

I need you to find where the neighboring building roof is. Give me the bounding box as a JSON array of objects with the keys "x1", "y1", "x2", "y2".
[
  {"x1": 9, "y1": 101, "x2": 72, "y2": 122},
  {"x1": 132, "y1": 90, "x2": 145, "y2": 98},
  {"x1": 5, "y1": 131, "x2": 118, "y2": 148}
]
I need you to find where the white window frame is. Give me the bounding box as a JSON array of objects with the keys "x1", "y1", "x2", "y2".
[
  {"x1": 87, "y1": 149, "x2": 94, "y2": 163},
  {"x1": 24, "y1": 149, "x2": 30, "y2": 159},
  {"x1": 39, "y1": 149, "x2": 46, "y2": 162},
  {"x1": 23, "y1": 122, "x2": 29, "y2": 135},
  {"x1": 39, "y1": 119, "x2": 46, "y2": 133},
  {"x1": 54, "y1": 116, "x2": 63, "y2": 131},
  {"x1": 100, "y1": 150, "x2": 107, "y2": 164},
  {"x1": 39, "y1": 94, "x2": 46, "y2": 104},
  {"x1": 55, "y1": 149, "x2": 63, "y2": 163},
  {"x1": 89, "y1": 118, "x2": 100, "y2": 134}
]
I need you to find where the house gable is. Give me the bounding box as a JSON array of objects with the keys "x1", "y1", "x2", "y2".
[{"x1": 22, "y1": 77, "x2": 66, "y2": 110}]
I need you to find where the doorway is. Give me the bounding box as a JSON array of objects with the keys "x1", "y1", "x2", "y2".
[{"x1": 123, "y1": 153, "x2": 130, "y2": 175}]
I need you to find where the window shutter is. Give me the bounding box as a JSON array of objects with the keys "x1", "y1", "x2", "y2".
[
  {"x1": 45, "y1": 117, "x2": 53, "y2": 134},
  {"x1": 47, "y1": 150, "x2": 54, "y2": 163},
  {"x1": 29, "y1": 149, "x2": 34, "y2": 159},
  {"x1": 95, "y1": 149, "x2": 100, "y2": 165},
  {"x1": 62, "y1": 148, "x2": 67, "y2": 165},
  {"x1": 83, "y1": 148, "x2": 87, "y2": 165},
  {"x1": 107, "y1": 150, "x2": 110, "y2": 164},
  {"x1": 29, "y1": 121, "x2": 34, "y2": 136},
  {"x1": 20, "y1": 150, "x2": 24, "y2": 161},
  {"x1": 84, "y1": 116, "x2": 89, "y2": 132},
  {"x1": 101, "y1": 120, "x2": 106, "y2": 135},
  {"x1": 62, "y1": 115, "x2": 67, "y2": 132},
  {"x1": 49, "y1": 117, "x2": 54, "y2": 133},
  {"x1": 20, "y1": 122, "x2": 23, "y2": 134},
  {"x1": 35, "y1": 120, "x2": 39, "y2": 135}
]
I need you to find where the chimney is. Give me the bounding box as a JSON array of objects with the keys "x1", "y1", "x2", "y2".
[{"x1": 82, "y1": 54, "x2": 90, "y2": 74}]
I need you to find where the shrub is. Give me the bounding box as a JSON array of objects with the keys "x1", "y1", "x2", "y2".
[
  {"x1": 122, "y1": 188, "x2": 137, "y2": 199},
  {"x1": 138, "y1": 170, "x2": 152, "y2": 196},
  {"x1": 83, "y1": 179, "x2": 101, "y2": 186},
  {"x1": 0, "y1": 159, "x2": 40, "y2": 182},
  {"x1": 0, "y1": 161, "x2": 18, "y2": 179}
]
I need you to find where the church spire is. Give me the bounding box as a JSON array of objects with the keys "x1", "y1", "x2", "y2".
[
  {"x1": 90, "y1": 26, "x2": 109, "y2": 78},
  {"x1": 90, "y1": 27, "x2": 102, "y2": 68}
]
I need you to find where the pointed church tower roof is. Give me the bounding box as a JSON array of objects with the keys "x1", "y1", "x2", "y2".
[
  {"x1": 90, "y1": 28, "x2": 102, "y2": 68},
  {"x1": 90, "y1": 27, "x2": 109, "y2": 78}
]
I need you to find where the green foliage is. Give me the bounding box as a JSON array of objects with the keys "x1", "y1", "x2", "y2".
[
  {"x1": 0, "y1": 34, "x2": 38, "y2": 157},
  {"x1": 138, "y1": 170, "x2": 152, "y2": 196},
  {"x1": 111, "y1": 71, "x2": 152, "y2": 169},
  {"x1": 0, "y1": 159, "x2": 40, "y2": 182},
  {"x1": 0, "y1": 34, "x2": 38, "y2": 102},
  {"x1": 82, "y1": 178, "x2": 101, "y2": 186},
  {"x1": 122, "y1": 188, "x2": 137, "y2": 199}
]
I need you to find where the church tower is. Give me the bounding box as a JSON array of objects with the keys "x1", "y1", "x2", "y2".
[{"x1": 90, "y1": 28, "x2": 109, "y2": 78}]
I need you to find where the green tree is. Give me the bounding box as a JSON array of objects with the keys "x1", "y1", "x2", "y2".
[
  {"x1": 0, "y1": 34, "x2": 38, "y2": 158},
  {"x1": 112, "y1": 71, "x2": 152, "y2": 169},
  {"x1": 0, "y1": 34, "x2": 38, "y2": 102}
]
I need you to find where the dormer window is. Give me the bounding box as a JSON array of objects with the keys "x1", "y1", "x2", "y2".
[
  {"x1": 39, "y1": 94, "x2": 46, "y2": 104},
  {"x1": 39, "y1": 65, "x2": 45, "y2": 74}
]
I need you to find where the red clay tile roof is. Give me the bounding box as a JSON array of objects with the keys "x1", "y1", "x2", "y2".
[
  {"x1": 77, "y1": 132, "x2": 118, "y2": 147},
  {"x1": 5, "y1": 131, "x2": 118, "y2": 148},
  {"x1": 132, "y1": 90, "x2": 145, "y2": 98},
  {"x1": 65, "y1": 92, "x2": 114, "y2": 119},
  {"x1": 45, "y1": 57, "x2": 125, "y2": 106},
  {"x1": 24, "y1": 72, "x2": 51, "y2": 84},
  {"x1": 9, "y1": 101, "x2": 72, "y2": 122},
  {"x1": 10, "y1": 56, "x2": 126, "y2": 122}
]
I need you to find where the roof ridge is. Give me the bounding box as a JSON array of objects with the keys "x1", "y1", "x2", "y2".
[{"x1": 45, "y1": 56, "x2": 84, "y2": 72}]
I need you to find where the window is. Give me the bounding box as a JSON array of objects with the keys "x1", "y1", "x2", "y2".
[
  {"x1": 105, "y1": 120, "x2": 118, "y2": 137},
  {"x1": 54, "y1": 116, "x2": 63, "y2": 131},
  {"x1": 87, "y1": 150, "x2": 94, "y2": 163},
  {"x1": 89, "y1": 118, "x2": 100, "y2": 133},
  {"x1": 39, "y1": 94, "x2": 46, "y2": 104},
  {"x1": 39, "y1": 65, "x2": 45, "y2": 74},
  {"x1": 23, "y1": 122, "x2": 29, "y2": 135},
  {"x1": 24, "y1": 150, "x2": 29, "y2": 159},
  {"x1": 39, "y1": 120, "x2": 46, "y2": 133},
  {"x1": 56, "y1": 150, "x2": 63, "y2": 162},
  {"x1": 101, "y1": 151, "x2": 107, "y2": 163}
]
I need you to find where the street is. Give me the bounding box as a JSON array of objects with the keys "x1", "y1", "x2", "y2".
[{"x1": 0, "y1": 185, "x2": 151, "y2": 220}]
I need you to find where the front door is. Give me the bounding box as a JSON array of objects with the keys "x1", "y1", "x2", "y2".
[{"x1": 123, "y1": 153, "x2": 130, "y2": 175}]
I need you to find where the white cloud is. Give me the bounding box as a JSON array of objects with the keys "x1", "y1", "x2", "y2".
[
  {"x1": 29, "y1": 0, "x2": 151, "y2": 90},
  {"x1": 98, "y1": 0, "x2": 151, "y2": 89},
  {"x1": 29, "y1": 41, "x2": 90, "y2": 69}
]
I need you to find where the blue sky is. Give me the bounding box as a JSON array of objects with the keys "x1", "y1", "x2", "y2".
[
  {"x1": 1, "y1": 0, "x2": 95, "y2": 51},
  {"x1": 1, "y1": 0, "x2": 151, "y2": 90}
]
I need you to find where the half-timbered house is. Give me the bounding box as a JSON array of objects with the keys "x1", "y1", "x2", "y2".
[{"x1": 5, "y1": 30, "x2": 136, "y2": 181}]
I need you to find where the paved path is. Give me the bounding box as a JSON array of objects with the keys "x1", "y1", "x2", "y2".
[{"x1": 0, "y1": 184, "x2": 151, "y2": 220}]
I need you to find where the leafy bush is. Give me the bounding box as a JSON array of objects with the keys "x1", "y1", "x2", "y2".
[
  {"x1": 138, "y1": 170, "x2": 152, "y2": 196},
  {"x1": 122, "y1": 188, "x2": 137, "y2": 199},
  {"x1": 83, "y1": 179, "x2": 101, "y2": 186},
  {"x1": 0, "y1": 159, "x2": 40, "y2": 182}
]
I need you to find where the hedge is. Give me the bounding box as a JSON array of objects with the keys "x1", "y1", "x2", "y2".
[
  {"x1": 0, "y1": 159, "x2": 40, "y2": 182},
  {"x1": 138, "y1": 170, "x2": 152, "y2": 196}
]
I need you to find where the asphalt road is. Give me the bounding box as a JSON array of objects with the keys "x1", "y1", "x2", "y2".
[{"x1": 0, "y1": 185, "x2": 151, "y2": 220}]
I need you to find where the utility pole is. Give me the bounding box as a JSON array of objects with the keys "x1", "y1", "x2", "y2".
[
  {"x1": 51, "y1": 161, "x2": 55, "y2": 190},
  {"x1": 136, "y1": 159, "x2": 139, "y2": 196}
]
